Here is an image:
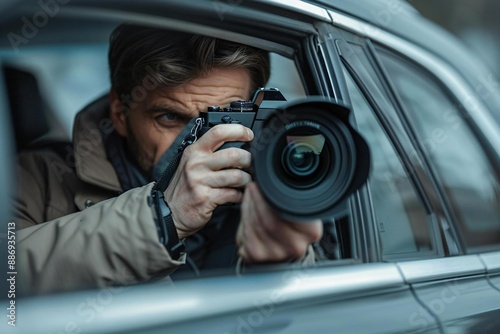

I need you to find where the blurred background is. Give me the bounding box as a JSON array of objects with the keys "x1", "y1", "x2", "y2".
[{"x1": 411, "y1": 0, "x2": 500, "y2": 77}]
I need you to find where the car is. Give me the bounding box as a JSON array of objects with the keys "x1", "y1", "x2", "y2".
[{"x1": 1, "y1": 0, "x2": 500, "y2": 333}]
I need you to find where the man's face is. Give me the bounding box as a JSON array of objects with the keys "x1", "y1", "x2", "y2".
[{"x1": 119, "y1": 67, "x2": 253, "y2": 175}]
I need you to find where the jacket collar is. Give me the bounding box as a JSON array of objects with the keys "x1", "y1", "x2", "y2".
[{"x1": 72, "y1": 95, "x2": 122, "y2": 193}]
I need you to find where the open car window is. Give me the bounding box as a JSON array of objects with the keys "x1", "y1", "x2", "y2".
[{"x1": 1, "y1": 45, "x2": 306, "y2": 145}]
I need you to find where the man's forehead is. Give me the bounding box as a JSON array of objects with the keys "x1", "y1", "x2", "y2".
[{"x1": 143, "y1": 68, "x2": 252, "y2": 112}]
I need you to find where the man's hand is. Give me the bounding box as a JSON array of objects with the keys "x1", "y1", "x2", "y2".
[
  {"x1": 236, "y1": 182, "x2": 323, "y2": 263},
  {"x1": 164, "y1": 124, "x2": 253, "y2": 239}
]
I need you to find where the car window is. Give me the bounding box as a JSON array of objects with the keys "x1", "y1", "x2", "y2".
[
  {"x1": 342, "y1": 68, "x2": 434, "y2": 258},
  {"x1": 267, "y1": 53, "x2": 306, "y2": 101},
  {"x1": 0, "y1": 45, "x2": 305, "y2": 137},
  {"x1": 378, "y1": 50, "x2": 500, "y2": 251},
  {"x1": 0, "y1": 44, "x2": 110, "y2": 136}
]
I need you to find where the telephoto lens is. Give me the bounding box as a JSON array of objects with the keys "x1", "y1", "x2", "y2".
[{"x1": 250, "y1": 98, "x2": 370, "y2": 221}]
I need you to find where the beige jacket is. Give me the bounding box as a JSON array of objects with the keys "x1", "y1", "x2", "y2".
[
  {"x1": 15, "y1": 98, "x2": 185, "y2": 295},
  {"x1": 15, "y1": 97, "x2": 316, "y2": 295}
]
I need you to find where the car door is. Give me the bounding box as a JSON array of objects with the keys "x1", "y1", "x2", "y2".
[
  {"x1": 320, "y1": 8, "x2": 500, "y2": 333},
  {"x1": 377, "y1": 46, "x2": 500, "y2": 333}
]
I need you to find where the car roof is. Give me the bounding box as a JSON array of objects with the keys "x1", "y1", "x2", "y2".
[
  {"x1": 0, "y1": 0, "x2": 477, "y2": 62},
  {"x1": 319, "y1": 0, "x2": 468, "y2": 62},
  {"x1": 312, "y1": 0, "x2": 500, "y2": 122},
  {"x1": 0, "y1": 0, "x2": 484, "y2": 61},
  {"x1": 1, "y1": 0, "x2": 499, "y2": 121}
]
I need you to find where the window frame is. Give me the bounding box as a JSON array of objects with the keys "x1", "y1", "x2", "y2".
[
  {"x1": 319, "y1": 25, "x2": 447, "y2": 261},
  {"x1": 373, "y1": 44, "x2": 500, "y2": 254}
]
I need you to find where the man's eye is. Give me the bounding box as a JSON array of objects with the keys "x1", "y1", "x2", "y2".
[
  {"x1": 156, "y1": 112, "x2": 190, "y2": 127},
  {"x1": 160, "y1": 113, "x2": 178, "y2": 121}
]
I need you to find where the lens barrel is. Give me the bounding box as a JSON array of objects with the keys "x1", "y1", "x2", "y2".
[{"x1": 251, "y1": 99, "x2": 370, "y2": 221}]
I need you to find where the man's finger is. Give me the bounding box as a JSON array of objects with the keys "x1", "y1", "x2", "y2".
[
  {"x1": 205, "y1": 148, "x2": 252, "y2": 170},
  {"x1": 211, "y1": 187, "x2": 245, "y2": 206},
  {"x1": 206, "y1": 169, "x2": 252, "y2": 188},
  {"x1": 195, "y1": 124, "x2": 253, "y2": 152}
]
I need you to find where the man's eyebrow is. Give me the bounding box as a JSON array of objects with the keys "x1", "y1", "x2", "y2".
[{"x1": 145, "y1": 104, "x2": 192, "y2": 117}]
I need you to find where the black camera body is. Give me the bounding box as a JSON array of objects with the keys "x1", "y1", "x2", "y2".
[
  {"x1": 199, "y1": 88, "x2": 286, "y2": 149},
  {"x1": 199, "y1": 88, "x2": 370, "y2": 221}
]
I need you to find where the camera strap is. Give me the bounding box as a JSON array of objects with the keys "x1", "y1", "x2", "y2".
[
  {"x1": 153, "y1": 117, "x2": 204, "y2": 192},
  {"x1": 151, "y1": 117, "x2": 203, "y2": 260}
]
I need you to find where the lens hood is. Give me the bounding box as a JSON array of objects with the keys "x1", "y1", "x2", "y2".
[{"x1": 251, "y1": 98, "x2": 370, "y2": 221}]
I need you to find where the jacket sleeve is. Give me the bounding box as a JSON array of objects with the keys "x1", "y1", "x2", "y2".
[{"x1": 17, "y1": 183, "x2": 186, "y2": 295}]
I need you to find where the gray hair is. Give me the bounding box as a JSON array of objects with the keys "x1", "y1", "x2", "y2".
[{"x1": 108, "y1": 23, "x2": 270, "y2": 103}]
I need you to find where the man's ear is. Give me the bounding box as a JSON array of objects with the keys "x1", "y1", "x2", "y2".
[{"x1": 109, "y1": 90, "x2": 128, "y2": 137}]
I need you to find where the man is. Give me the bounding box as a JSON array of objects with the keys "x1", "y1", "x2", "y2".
[{"x1": 15, "y1": 24, "x2": 322, "y2": 295}]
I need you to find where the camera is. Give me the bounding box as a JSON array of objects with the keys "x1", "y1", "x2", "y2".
[{"x1": 199, "y1": 88, "x2": 370, "y2": 221}]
